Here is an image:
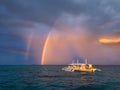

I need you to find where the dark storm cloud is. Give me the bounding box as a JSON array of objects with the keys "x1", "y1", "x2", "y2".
[
  {"x1": 0, "y1": 31, "x2": 27, "y2": 55},
  {"x1": 0, "y1": 0, "x2": 120, "y2": 65},
  {"x1": 0, "y1": 46, "x2": 26, "y2": 55},
  {"x1": 0, "y1": 32, "x2": 24, "y2": 41},
  {"x1": 0, "y1": 0, "x2": 120, "y2": 31},
  {"x1": 0, "y1": 0, "x2": 82, "y2": 26}
]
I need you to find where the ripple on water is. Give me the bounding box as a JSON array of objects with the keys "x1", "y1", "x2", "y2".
[{"x1": 0, "y1": 65, "x2": 120, "y2": 90}]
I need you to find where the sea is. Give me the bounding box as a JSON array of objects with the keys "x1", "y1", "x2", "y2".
[{"x1": 0, "y1": 65, "x2": 120, "y2": 90}]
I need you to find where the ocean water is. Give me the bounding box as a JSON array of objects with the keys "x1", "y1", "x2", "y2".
[{"x1": 0, "y1": 65, "x2": 120, "y2": 90}]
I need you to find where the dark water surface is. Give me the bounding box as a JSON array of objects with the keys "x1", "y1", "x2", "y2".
[{"x1": 0, "y1": 65, "x2": 120, "y2": 90}]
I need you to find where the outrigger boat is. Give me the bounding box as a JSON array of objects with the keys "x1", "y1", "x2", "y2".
[{"x1": 62, "y1": 59, "x2": 101, "y2": 72}]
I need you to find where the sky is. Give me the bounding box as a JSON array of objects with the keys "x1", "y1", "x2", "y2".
[{"x1": 0, "y1": 0, "x2": 120, "y2": 65}]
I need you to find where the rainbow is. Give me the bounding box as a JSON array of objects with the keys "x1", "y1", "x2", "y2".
[
  {"x1": 41, "y1": 32, "x2": 51, "y2": 65},
  {"x1": 25, "y1": 32, "x2": 34, "y2": 59}
]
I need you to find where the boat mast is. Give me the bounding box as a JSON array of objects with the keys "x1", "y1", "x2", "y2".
[
  {"x1": 77, "y1": 58, "x2": 79, "y2": 65},
  {"x1": 72, "y1": 60, "x2": 74, "y2": 65},
  {"x1": 85, "y1": 59, "x2": 87, "y2": 64}
]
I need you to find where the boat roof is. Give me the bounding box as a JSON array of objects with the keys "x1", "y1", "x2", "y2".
[{"x1": 70, "y1": 63, "x2": 92, "y2": 65}]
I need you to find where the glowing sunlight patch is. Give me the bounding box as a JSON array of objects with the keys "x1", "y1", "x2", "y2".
[{"x1": 99, "y1": 38, "x2": 120, "y2": 44}]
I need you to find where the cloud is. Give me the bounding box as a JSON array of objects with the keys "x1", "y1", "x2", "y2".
[
  {"x1": 41, "y1": 29, "x2": 120, "y2": 65},
  {"x1": 0, "y1": 46, "x2": 26, "y2": 55},
  {"x1": 99, "y1": 38, "x2": 120, "y2": 44},
  {"x1": 0, "y1": 0, "x2": 120, "y2": 64},
  {"x1": 0, "y1": 0, "x2": 82, "y2": 27},
  {"x1": 1, "y1": 0, "x2": 120, "y2": 31}
]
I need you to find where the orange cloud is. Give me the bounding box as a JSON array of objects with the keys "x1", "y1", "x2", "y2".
[
  {"x1": 41, "y1": 29, "x2": 97, "y2": 65},
  {"x1": 99, "y1": 38, "x2": 120, "y2": 44},
  {"x1": 41, "y1": 29, "x2": 120, "y2": 65}
]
